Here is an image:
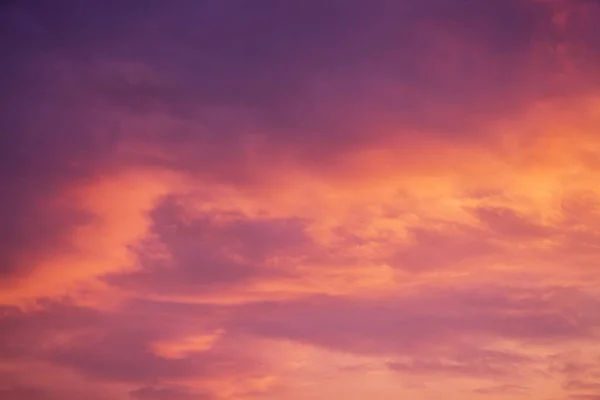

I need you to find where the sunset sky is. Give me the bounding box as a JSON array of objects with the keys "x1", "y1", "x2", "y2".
[{"x1": 2, "y1": 0, "x2": 600, "y2": 399}]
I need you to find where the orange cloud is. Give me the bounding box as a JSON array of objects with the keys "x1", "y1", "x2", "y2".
[{"x1": 3, "y1": 0, "x2": 600, "y2": 399}]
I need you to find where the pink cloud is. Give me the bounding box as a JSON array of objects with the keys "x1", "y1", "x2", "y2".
[{"x1": 2, "y1": 0, "x2": 600, "y2": 399}]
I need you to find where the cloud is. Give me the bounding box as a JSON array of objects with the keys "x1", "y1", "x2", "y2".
[
  {"x1": 233, "y1": 284, "x2": 600, "y2": 359},
  {"x1": 107, "y1": 196, "x2": 310, "y2": 296},
  {"x1": 0, "y1": 300, "x2": 273, "y2": 398},
  {"x1": 386, "y1": 348, "x2": 530, "y2": 378},
  {"x1": 130, "y1": 385, "x2": 213, "y2": 400},
  {"x1": 2, "y1": 0, "x2": 600, "y2": 399},
  {"x1": 473, "y1": 384, "x2": 529, "y2": 395},
  {"x1": 565, "y1": 380, "x2": 600, "y2": 392},
  {"x1": 474, "y1": 206, "x2": 553, "y2": 238},
  {"x1": 389, "y1": 223, "x2": 500, "y2": 272},
  {"x1": 0, "y1": 385, "x2": 59, "y2": 400}
]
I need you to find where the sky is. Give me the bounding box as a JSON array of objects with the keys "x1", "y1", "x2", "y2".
[{"x1": 1, "y1": 0, "x2": 600, "y2": 399}]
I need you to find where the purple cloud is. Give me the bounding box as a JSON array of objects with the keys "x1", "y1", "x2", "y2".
[
  {"x1": 107, "y1": 196, "x2": 310, "y2": 294},
  {"x1": 233, "y1": 285, "x2": 600, "y2": 356},
  {"x1": 130, "y1": 385, "x2": 213, "y2": 400}
]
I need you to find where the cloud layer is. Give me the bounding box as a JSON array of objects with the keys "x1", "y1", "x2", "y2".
[{"x1": 2, "y1": 0, "x2": 600, "y2": 399}]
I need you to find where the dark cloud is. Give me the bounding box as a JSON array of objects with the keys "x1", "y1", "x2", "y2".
[
  {"x1": 565, "y1": 380, "x2": 600, "y2": 392},
  {"x1": 0, "y1": 303, "x2": 105, "y2": 358},
  {"x1": 387, "y1": 347, "x2": 529, "y2": 378},
  {"x1": 233, "y1": 285, "x2": 600, "y2": 356},
  {"x1": 107, "y1": 196, "x2": 309, "y2": 294},
  {"x1": 474, "y1": 206, "x2": 553, "y2": 238},
  {"x1": 4, "y1": 285, "x2": 593, "y2": 394},
  {"x1": 0, "y1": 385, "x2": 63, "y2": 400},
  {"x1": 130, "y1": 385, "x2": 213, "y2": 400},
  {"x1": 389, "y1": 223, "x2": 499, "y2": 271},
  {"x1": 0, "y1": 0, "x2": 597, "y2": 283},
  {"x1": 49, "y1": 327, "x2": 197, "y2": 382},
  {"x1": 0, "y1": 300, "x2": 259, "y2": 398},
  {"x1": 0, "y1": 0, "x2": 577, "y2": 166},
  {"x1": 473, "y1": 384, "x2": 529, "y2": 395},
  {"x1": 0, "y1": 3, "x2": 120, "y2": 280}
]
